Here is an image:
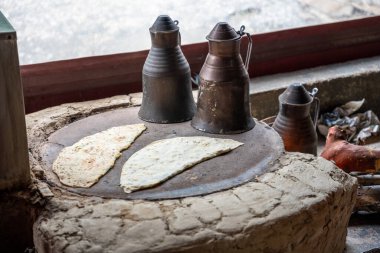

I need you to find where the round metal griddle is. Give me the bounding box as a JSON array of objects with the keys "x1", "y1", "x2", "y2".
[{"x1": 40, "y1": 107, "x2": 284, "y2": 200}]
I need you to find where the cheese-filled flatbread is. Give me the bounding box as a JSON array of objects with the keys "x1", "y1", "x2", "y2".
[
  {"x1": 53, "y1": 124, "x2": 146, "y2": 187},
  {"x1": 120, "y1": 136, "x2": 243, "y2": 193}
]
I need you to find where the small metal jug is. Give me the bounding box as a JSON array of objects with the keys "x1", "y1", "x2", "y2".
[
  {"x1": 138, "y1": 15, "x2": 195, "y2": 123},
  {"x1": 272, "y1": 83, "x2": 320, "y2": 155},
  {"x1": 191, "y1": 22, "x2": 255, "y2": 134}
]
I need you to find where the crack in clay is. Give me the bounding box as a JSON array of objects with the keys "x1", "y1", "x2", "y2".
[
  {"x1": 45, "y1": 141, "x2": 65, "y2": 148},
  {"x1": 231, "y1": 192, "x2": 244, "y2": 202},
  {"x1": 283, "y1": 174, "x2": 300, "y2": 182},
  {"x1": 300, "y1": 194, "x2": 319, "y2": 200}
]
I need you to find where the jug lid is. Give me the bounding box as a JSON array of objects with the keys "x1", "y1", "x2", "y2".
[
  {"x1": 206, "y1": 22, "x2": 240, "y2": 41},
  {"x1": 279, "y1": 83, "x2": 313, "y2": 105},
  {"x1": 150, "y1": 15, "x2": 179, "y2": 33}
]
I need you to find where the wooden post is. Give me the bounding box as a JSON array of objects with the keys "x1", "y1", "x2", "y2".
[{"x1": 0, "y1": 11, "x2": 30, "y2": 190}]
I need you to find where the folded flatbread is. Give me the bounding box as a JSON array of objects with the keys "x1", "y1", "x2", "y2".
[
  {"x1": 53, "y1": 124, "x2": 146, "y2": 187},
  {"x1": 120, "y1": 136, "x2": 243, "y2": 193}
]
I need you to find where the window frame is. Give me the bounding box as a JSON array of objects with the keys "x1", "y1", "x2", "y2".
[{"x1": 20, "y1": 16, "x2": 380, "y2": 113}]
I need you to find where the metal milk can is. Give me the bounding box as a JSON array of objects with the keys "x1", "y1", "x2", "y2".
[
  {"x1": 138, "y1": 15, "x2": 195, "y2": 123},
  {"x1": 272, "y1": 83, "x2": 320, "y2": 155},
  {"x1": 191, "y1": 22, "x2": 255, "y2": 134}
]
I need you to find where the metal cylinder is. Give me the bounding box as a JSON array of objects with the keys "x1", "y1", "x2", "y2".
[
  {"x1": 0, "y1": 12, "x2": 30, "y2": 190},
  {"x1": 138, "y1": 15, "x2": 195, "y2": 123},
  {"x1": 191, "y1": 22, "x2": 255, "y2": 134},
  {"x1": 272, "y1": 83, "x2": 319, "y2": 155}
]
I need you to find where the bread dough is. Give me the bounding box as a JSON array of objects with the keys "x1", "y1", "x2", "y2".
[
  {"x1": 53, "y1": 124, "x2": 146, "y2": 187},
  {"x1": 120, "y1": 136, "x2": 243, "y2": 193}
]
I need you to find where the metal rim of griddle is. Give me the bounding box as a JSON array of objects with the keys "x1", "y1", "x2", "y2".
[{"x1": 40, "y1": 107, "x2": 284, "y2": 200}]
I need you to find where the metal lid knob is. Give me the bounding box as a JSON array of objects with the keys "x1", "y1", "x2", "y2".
[
  {"x1": 206, "y1": 22, "x2": 240, "y2": 41},
  {"x1": 150, "y1": 15, "x2": 179, "y2": 33},
  {"x1": 279, "y1": 83, "x2": 314, "y2": 105}
]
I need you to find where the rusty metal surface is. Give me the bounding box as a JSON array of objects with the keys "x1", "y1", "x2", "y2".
[
  {"x1": 355, "y1": 185, "x2": 380, "y2": 213},
  {"x1": 272, "y1": 84, "x2": 319, "y2": 155},
  {"x1": 355, "y1": 174, "x2": 380, "y2": 186},
  {"x1": 191, "y1": 22, "x2": 254, "y2": 134},
  {"x1": 40, "y1": 107, "x2": 283, "y2": 200}
]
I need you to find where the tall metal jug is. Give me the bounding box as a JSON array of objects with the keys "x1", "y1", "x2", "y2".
[
  {"x1": 272, "y1": 83, "x2": 320, "y2": 155},
  {"x1": 138, "y1": 15, "x2": 195, "y2": 123},
  {"x1": 191, "y1": 22, "x2": 255, "y2": 134}
]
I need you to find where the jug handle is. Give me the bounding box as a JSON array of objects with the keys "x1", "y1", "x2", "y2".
[
  {"x1": 174, "y1": 20, "x2": 182, "y2": 46},
  {"x1": 238, "y1": 25, "x2": 253, "y2": 71},
  {"x1": 313, "y1": 97, "x2": 320, "y2": 129},
  {"x1": 309, "y1": 88, "x2": 320, "y2": 129},
  {"x1": 175, "y1": 20, "x2": 198, "y2": 88},
  {"x1": 191, "y1": 73, "x2": 200, "y2": 86}
]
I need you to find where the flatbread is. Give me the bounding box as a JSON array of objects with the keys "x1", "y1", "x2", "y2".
[
  {"x1": 53, "y1": 124, "x2": 146, "y2": 187},
  {"x1": 120, "y1": 136, "x2": 243, "y2": 193}
]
